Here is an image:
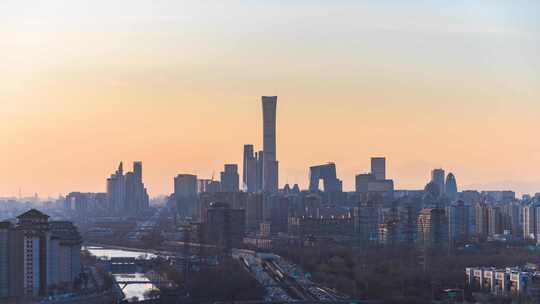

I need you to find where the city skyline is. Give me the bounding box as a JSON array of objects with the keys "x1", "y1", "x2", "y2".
[
  {"x1": 1, "y1": 1, "x2": 540, "y2": 197},
  {"x1": 1, "y1": 93, "x2": 537, "y2": 199}
]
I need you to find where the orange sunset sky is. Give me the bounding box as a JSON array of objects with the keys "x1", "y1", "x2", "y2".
[{"x1": 1, "y1": 1, "x2": 539, "y2": 197}]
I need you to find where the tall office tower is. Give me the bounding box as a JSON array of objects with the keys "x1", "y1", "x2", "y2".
[
  {"x1": 124, "y1": 172, "x2": 137, "y2": 215},
  {"x1": 355, "y1": 157, "x2": 394, "y2": 199},
  {"x1": 431, "y1": 169, "x2": 446, "y2": 196},
  {"x1": 474, "y1": 201, "x2": 489, "y2": 239},
  {"x1": 107, "y1": 161, "x2": 149, "y2": 216},
  {"x1": 417, "y1": 208, "x2": 449, "y2": 248},
  {"x1": 174, "y1": 174, "x2": 198, "y2": 198},
  {"x1": 132, "y1": 162, "x2": 149, "y2": 213},
  {"x1": 17, "y1": 209, "x2": 51, "y2": 297},
  {"x1": 445, "y1": 173, "x2": 458, "y2": 201},
  {"x1": 447, "y1": 200, "x2": 469, "y2": 246},
  {"x1": 262, "y1": 96, "x2": 279, "y2": 192},
  {"x1": 206, "y1": 202, "x2": 246, "y2": 253},
  {"x1": 174, "y1": 174, "x2": 198, "y2": 218},
  {"x1": 133, "y1": 161, "x2": 142, "y2": 183},
  {"x1": 220, "y1": 164, "x2": 240, "y2": 192},
  {"x1": 309, "y1": 163, "x2": 343, "y2": 192},
  {"x1": 371, "y1": 157, "x2": 386, "y2": 180},
  {"x1": 255, "y1": 151, "x2": 264, "y2": 192},
  {"x1": 243, "y1": 145, "x2": 258, "y2": 193},
  {"x1": 107, "y1": 162, "x2": 125, "y2": 214},
  {"x1": 355, "y1": 173, "x2": 374, "y2": 193}
]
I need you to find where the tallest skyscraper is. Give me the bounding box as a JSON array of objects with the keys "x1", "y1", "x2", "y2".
[{"x1": 262, "y1": 96, "x2": 279, "y2": 192}]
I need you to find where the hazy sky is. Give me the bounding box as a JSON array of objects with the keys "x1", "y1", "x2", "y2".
[{"x1": 1, "y1": 1, "x2": 539, "y2": 197}]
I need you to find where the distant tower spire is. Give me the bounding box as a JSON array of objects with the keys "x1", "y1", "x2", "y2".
[{"x1": 118, "y1": 162, "x2": 124, "y2": 175}]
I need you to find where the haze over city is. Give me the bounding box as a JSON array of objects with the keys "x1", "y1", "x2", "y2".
[
  {"x1": 1, "y1": 0, "x2": 540, "y2": 197},
  {"x1": 4, "y1": 2, "x2": 540, "y2": 304}
]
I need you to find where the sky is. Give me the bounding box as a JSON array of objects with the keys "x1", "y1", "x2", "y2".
[{"x1": 1, "y1": 0, "x2": 539, "y2": 197}]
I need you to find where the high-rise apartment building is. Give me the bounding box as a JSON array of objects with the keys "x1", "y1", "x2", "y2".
[
  {"x1": 525, "y1": 202, "x2": 540, "y2": 242},
  {"x1": 417, "y1": 208, "x2": 448, "y2": 248},
  {"x1": 0, "y1": 210, "x2": 82, "y2": 301},
  {"x1": 475, "y1": 201, "x2": 489, "y2": 239},
  {"x1": 48, "y1": 221, "x2": 82, "y2": 288},
  {"x1": 447, "y1": 200, "x2": 469, "y2": 246},
  {"x1": 502, "y1": 201, "x2": 521, "y2": 237},
  {"x1": 488, "y1": 206, "x2": 504, "y2": 236},
  {"x1": 18, "y1": 209, "x2": 51, "y2": 296},
  {"x1": 0, "y1": 222, "x2": 22, "y2": 299},
  {"x1": 0, "y1": 222, "x2": 10, "y2": 298}
]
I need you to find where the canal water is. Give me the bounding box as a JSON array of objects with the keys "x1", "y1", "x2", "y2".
[
  {"x1": 85, "y1": 246, "x2": 158, "y2": 302},
  {"x1": 85, "y1": 246, "x2": 157, "y2": 259}
]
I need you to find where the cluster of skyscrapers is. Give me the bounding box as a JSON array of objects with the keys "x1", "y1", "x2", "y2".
[
  {"x1": 243, "y1": 96, "x2": 279, "y2": 193},
  {"x1": 355, "y1": 157, "x2": 395, "y2": 196},
  {"x1": 61, "y1": 95, "x2": 539, "y2": 256},
  {"x1": 106, "y1": 161, "x2": 150, "y2": 216},
  {"x1": 172, "y1": 97, "x2": 280, "y2": 218},
  {"x1": 0, "y1": 210, "x2": 82, "y2": 301},
  {"x1": 64, "y1": 162, "x2": 150, "y2": 217}
]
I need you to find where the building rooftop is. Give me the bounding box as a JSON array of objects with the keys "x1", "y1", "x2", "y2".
[
  {"x1": 0, "y1": 221, "x2": 13, "y2": 229},
  {"x1": 17, "y1": 208, "x2": 49, "y2": 219}
]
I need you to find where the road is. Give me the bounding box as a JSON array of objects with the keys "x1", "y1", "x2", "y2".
[{"x1": 234, "y1": 250, "x2": 343, "y2": 302}]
